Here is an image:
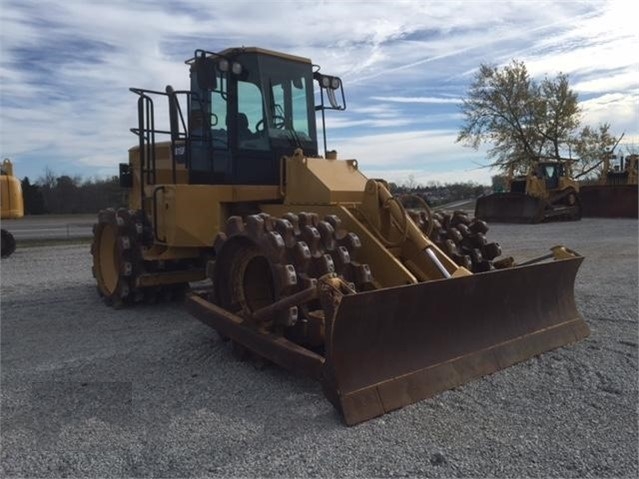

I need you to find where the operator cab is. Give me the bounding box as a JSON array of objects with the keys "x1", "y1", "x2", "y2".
[
  {"x1": 129, "y1": 47, "x2": 345, "y2": 188},
  {"x1": 189, "y1": 47, "x2": 321, "y2": 185}
]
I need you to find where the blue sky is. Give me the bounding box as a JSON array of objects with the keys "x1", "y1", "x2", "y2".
[{"x1": 1, "y1": 0, "x2": 637, "y2": 186}]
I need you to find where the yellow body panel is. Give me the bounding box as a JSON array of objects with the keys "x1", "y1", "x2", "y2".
[
  {"x1": 127, "y1": 147, "x2": 468, "y2": 284},
  {"x1": 268, "y1": 152, "x2": 470, "y2": 288},
  {"x1": 285, "y1": 150, "x2": 368, "y2": 205},
  {"x1": 1, "y1": 159, "x2": 24, "y2": 220},
  {"x1": 154, "y1": 183, "x2": 281, "y2": 247},
  {"x1": 559, "y1": 176, "x2": 579, "y2": 192},
  {"x1": 128, "y1": 142, "x2": 189, "y2": 211},
  {"x1": 528, "y1": 175, "x2": 580, "y2": 199}
]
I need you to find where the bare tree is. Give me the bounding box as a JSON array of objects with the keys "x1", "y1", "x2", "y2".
[{"x1": 457, "y1": 60, "x2": 581, "y2": 173}]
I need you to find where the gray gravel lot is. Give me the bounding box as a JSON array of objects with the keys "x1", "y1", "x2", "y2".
[{"x1": 1, "y1": 218, "x2": 637, "y2": 478}]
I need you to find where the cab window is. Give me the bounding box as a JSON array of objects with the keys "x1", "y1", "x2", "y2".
[
  {"x1": 268, "y1": 76, "x2": 312, "y2": 142},
  {"x1": 292, "y1": 77, "x2": 310, "y2": 138},
  {"x1": 237, "y1": 80, "x2": 268, "y2": 150},
  {"x1": 210, "y1": 74, "x2": 228, "y2": 149},
  {"x1": 544, "y1": 165, "x2": 556, "y2": 178}
]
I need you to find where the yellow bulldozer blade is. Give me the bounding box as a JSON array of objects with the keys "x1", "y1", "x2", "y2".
[
  {"x1": 475, "y1": 192, "x2": 545, "y2": 223},
  {"x1": 187, "y1": 254, "x2": 588, "y2": 426}
]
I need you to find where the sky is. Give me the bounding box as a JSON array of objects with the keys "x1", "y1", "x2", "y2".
[{"x1": 1, "y1": 0, "x2": 637, "y2": 186}]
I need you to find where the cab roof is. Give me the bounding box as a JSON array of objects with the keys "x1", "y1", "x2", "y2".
[{"x1": 218, "y1": 47, "x2": 312, "y2": 64}]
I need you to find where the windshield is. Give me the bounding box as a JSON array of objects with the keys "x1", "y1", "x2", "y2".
[
  {"x1": 233, "y1": 54, "x2": 316, "y2": 153},
  {"x1": 268, "y1": 74, "x2": 312, "y2": 142},
  {"x1": 260, "y1": 56, "x2": 315, "y2": 145}
]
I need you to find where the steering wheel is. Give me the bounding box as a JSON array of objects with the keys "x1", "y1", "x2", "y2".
[{"x1": 255, "y1": 115, "x2": 286, "y2": 132}]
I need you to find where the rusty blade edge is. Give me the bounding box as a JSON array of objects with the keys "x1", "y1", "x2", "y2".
[
  {"x1": 342, "y1": 315, "x2": 587, "y2": 398},
  {"x1": 337, "y1": 317, "x2": 589, "y2": 426}
]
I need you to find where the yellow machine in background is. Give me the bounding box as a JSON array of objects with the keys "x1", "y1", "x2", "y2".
[
  {"x1": 1, "y1": 159, "x2": 24, "y2": 258},
  {"x1": 580, "y1": 154, "x2": 638, "y2": 218},
  {"x1": 92, "y1": 47, "x2": 589, "y2": 425},
  {"x1": 475, "y1": 160, "x2": 581, "y2": 223}
]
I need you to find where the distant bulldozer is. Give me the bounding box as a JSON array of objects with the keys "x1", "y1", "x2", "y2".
[
  {"x1": 475, "y1": 160, "x2": 581, "y2": 223},
  {"x1": 580, "y1": 154, "x2": 638, "y2": 218}
]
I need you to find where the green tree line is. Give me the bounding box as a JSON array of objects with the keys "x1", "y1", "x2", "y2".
[
  {"x1": 390, "y1": 180, "x2": 486, "y2": 207},
  {"x1": 19, "y1": 169, "x2": 484, "y2": 215},
  {"x1": 21, "y1": 169, "x2": 126, "y2": 215}
]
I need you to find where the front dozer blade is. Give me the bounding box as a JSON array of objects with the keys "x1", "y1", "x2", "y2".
[
  {"x1": 322, "y1": 256, "x2": 588, "y2": 425},
  {"x1": 475, "y1": 193, "x2": 545, "y2": 223},
  {"x1": 579, "y1": 184, "x2": 638, "y2": 218}
]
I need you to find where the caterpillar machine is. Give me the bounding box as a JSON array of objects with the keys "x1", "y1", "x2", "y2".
[
  {"x1": 92, "y1": 47, "x2": 589, "y2": 425},
  {"x1": 579, "y1": 153, "x2": 638, "y2": 218},
  {"x1": 475, "y1": 159, "x2": 581, "y2": 223},
  {"x1": 1, "y1": 159, "x2": 24, "y2": 258}
]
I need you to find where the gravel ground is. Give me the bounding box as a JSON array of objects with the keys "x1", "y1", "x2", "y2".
[{"x1": 1, "y1": 218, "x2": 637, "y2": 478}]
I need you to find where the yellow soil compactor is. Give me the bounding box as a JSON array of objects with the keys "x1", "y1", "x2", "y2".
[
  {"x1": 580, "y1": 154, "x2": 638, "y2": 218},
  {"x1": 475, "y1": 160, "x2": 581, "y2": 223},
  {"x1": 1, "y1": 159, "x2": 24, "y2": 258},
  {"x1": 92, "y1": 47, "x2": 589, "y2": 425}
]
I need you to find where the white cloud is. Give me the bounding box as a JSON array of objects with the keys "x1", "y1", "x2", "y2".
[
  {"x1": 332, "y1": 129, "x2": 493, "y2": 185},
  {"x1": 336, "y1": 129, "x2": 460, "y2": 162},
  {"x1": 370, "y1": 96, "x2": 462, "y2": 104},
  {"x1": 579, "y1": 92, "x2": 639, "y2": 132},
  {"x1": 361, "y1": 166, "x2": 492, "y2": 186},
  {"x1": 574, "y1": 71, "x2": 639, "y2": 94}
]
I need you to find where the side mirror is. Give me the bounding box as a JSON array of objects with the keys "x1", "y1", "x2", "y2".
[{"x1": 194, "y1": 56, "x2": 217, "y2": 90}]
